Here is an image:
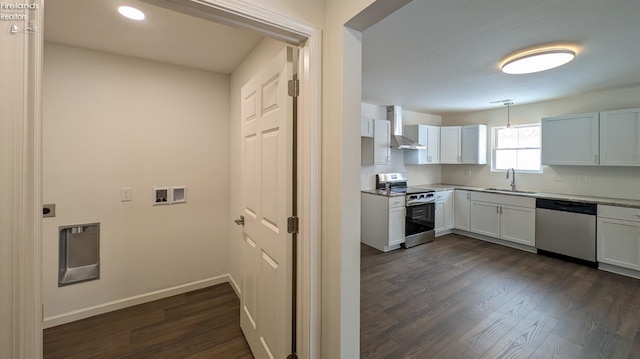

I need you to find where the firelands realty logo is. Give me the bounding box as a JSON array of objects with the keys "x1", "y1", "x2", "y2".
[{"x1": 1, "y1": 2, "x2": 39, "y2": 21}]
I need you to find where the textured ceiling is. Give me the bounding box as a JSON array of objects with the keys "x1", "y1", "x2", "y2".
[
  {"x1": 362, "y1": 0, "x2": 640, "y2": 114},
  {"x1": 44, "y1": 0, "x2": 264, "y2": 74}
]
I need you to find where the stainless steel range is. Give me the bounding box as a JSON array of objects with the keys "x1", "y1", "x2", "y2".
[{"x1": 376, "y1": 173, "x2": 435, "y2": 248}]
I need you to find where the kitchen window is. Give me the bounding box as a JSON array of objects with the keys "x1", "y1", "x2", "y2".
[{"x1": 491, "y1": 124, "x2": 542, "y2": 172}]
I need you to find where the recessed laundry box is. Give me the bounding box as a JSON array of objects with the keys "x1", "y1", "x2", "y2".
[{"x1": 58, "y1": 223, "x2": 100, "y2": 287}]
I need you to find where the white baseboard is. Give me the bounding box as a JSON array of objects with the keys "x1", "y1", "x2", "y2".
[
  {"x1": 43, "y1": 274, "x2": 230, "y2": 329},
  {"x1": 228, "y1": 273, "x2": 241, "y2": 298},
  {"x1": 598, "y1": 263, "x2": 640, "y2": 280}
]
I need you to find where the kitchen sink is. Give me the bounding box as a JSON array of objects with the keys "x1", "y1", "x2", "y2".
[{"x1": 484, "y1": 188, "x2": 537, "y2": 194}]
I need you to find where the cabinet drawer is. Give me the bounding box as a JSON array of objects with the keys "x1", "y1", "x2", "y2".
[
  {"x1": 599, "y1": 205, "x2": 640, "y2": 222},
  {"x1": 389, "y1": 196, "x2": 405, "y2": 208}
]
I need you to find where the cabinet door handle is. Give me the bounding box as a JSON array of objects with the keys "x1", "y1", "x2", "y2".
[
  {"x1": 500, "y1": 206, "x2": 503, "y2": 214},
  {"x1": 496, "y1": 206, "x2": 499, "y2": 214},
  {"x1": 467, "y1": 193, "x2": 470, "y2": 200}
]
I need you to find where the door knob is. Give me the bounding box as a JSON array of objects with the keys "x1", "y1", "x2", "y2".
[{"x1": 234, "y1": 215, "x2": 245, "y2": 226}]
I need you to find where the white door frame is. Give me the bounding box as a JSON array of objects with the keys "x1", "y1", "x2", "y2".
[{"x1": 19, "y1": 1, "x2": 322, "y2": 358}]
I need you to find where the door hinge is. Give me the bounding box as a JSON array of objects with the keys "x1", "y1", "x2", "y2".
[
  {"x1": 287, "y1": 216, "x2": 299, "y2": 234},
  {"x1": 288, "y1": 79, "x2": 299, "y2": 97}
]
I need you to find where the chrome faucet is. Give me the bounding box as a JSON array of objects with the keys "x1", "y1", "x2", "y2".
[{"x1": 506, "y1": 168, "x2": 516, "y2": 191}]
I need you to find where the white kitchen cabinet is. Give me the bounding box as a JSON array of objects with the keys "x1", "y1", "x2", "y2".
[
  {"x1": 361, "y1": 117, "x2": 374, "y2": 138},
  {"x1": 541, "y1": 112, "x2": 599, "y2": 165},
  {"x1": 440, "y1": 125, "x2": 486, "y2": 164},
  {"x1": 404, "y1": 125, "x2": 440, "y2": 164},
  {"x1": 599, "y1": 108, "x2": 640, "y2": 166},
  {"x1": 461, "y1": 125, "x2": 487, "y2": 164},
  {"x1": 469, "y1": 192, "x2": 535, "y2": 246},
  {"x1": 454, "y1": 190, "x2": 471, "y2": 231},
  {"x1": 500, "y1": 204, "x2": 536, "y2": 246},
  {"x1": 470, "y1": 201, "x2": 501, "y2": 238},
  {"x1": 388, "y1": 205, "x2": 406, "y2": 247},
  {"x1": 434, "y1": 190, "x2": 454, "y2": 236},
  {"x1": 597, "y1": 205, "x2": 640, "y2": 271},
  {"x1": 440, "y1": 126, "x2": 461, "y2": 164},
  {"x1": 361, "y1": 119, "x2": 391, "y2": 165},
  {"x1": 361, "y1": 193, "x2": 405, "y2": 252}
]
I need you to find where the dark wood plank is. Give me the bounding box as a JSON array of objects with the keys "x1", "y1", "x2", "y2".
[
  {"x1": 43, "y1": 283, "x2": 253, "y2": 359},
  {"x1": 361, "y1": 233, "x2": 640, "y2": 359}
]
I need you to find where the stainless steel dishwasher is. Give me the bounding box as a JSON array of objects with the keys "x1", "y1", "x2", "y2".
[{"x1": 535, "y1": 198, "x2": 597, "y2": 266}]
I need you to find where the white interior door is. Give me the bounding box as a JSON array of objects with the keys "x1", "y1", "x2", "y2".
[{"x1": 239, "y1": 47, "x2": 294, "y2": 359}]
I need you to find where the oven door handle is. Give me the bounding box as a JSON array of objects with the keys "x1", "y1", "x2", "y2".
[{"x1": 406, "y1": 200, "x2": 436, "y2": 206}]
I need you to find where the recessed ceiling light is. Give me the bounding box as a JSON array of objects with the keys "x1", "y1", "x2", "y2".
[
  {"x1": 502, "y1": 49, "x2": 576, "y2": 75},
  {"x1": 118, "y1": 6, "x2": 145, "y2": 21}
]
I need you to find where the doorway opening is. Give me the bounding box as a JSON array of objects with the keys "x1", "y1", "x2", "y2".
[{"x1": 35, "y1": 0, "x2": 320, "y2": 358}]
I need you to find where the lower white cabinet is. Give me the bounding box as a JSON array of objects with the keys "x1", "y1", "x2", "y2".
[
  {"x1": 361, "y1": 193, "x2": 405, "y2": 252},
  {"x1": 598, "y1": 205, "x2": 640, "y2": 271},
  {"x1": 454, "y1": 190, "x2": 471, "y2": 231},
  {"x1": 500, "y1": 204, "x2": 536, "y2": 245},
  {"x1": 469, "y1": 192, "x2": 535, "y2": 247},
  {"x1": 434, "y1": 190, "x2": 454, "y2": 235}
]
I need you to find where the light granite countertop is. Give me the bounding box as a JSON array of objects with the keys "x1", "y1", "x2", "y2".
[
  {"x1": 361, "y1": 189, "x2": 406, "y2": 197},
  {"x1": 413, "y1": 183, "x2": 640, "y2": 209},
  {"x1": 362, "y1": 184, "x2": 640, "y2": 209}
]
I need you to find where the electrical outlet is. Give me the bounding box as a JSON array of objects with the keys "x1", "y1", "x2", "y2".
[
  {"x1": 577, "y1": 175, "x2": 588, "y2": 183},
  {"x1": 120, "y1": 187, "x2": 132, "y2": 202},
  {"x1": 554, "y1": 175, "x2": 566, "y2": 182},
  {"x1": 465, "y1": 170, "x2": 472, "y2": 177}
]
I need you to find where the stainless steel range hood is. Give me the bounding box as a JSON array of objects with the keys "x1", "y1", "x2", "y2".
[{"x1": 387, "y1": 106, "x2": 426, "y2": 149}]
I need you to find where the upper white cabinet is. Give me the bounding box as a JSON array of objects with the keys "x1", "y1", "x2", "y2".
[
  {"x1": 361, "y1": 117, "x2": 374, "y2": 138},
  {"x1": 404, "y1": 125, "x2": 440, "y2": 164},
  {"x1": 454, "y1": 190, "x2": 471, "y2": 231},
  {"x1": 599, "y1": 108, "x2": 640, "y2": 166},
  {"x1": 440, "y1": 125, "x2": 486, "y2": 165},
  {"x1": 440, "y1": 126, "x2": 462, "y2": 164},
  {"x1": 462, "y1": 124, "x2": 487, "y2": 165},
  {"x1": 362, "y1": 119, "x2": 391, "y2": 165},
  {"x1": 541, "y1": 112, "x2": 599, "y2": 165}
]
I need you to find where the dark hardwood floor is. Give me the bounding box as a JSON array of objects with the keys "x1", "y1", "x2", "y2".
[
  {"x1": 361, "y1": 233, "x2": 640, "y2": 359},
  {"x1": 43, "y1": 283, "x2": 253, "y2": 359},
  {"x1": 44, "y1": 233, "x2": 640, "y2": 358}
]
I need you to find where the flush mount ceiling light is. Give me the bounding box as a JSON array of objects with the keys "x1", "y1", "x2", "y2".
[
  {"x1": 502, "y1": 48, "x2": 575, "y2": 75},
  {"x1": 118, "y1": 6, "x2": 145, "y2": 21}
]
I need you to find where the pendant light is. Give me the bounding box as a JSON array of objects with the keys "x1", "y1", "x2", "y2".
[{"x1": 505, "y1": 102, "x2": 513, "y2": 128}]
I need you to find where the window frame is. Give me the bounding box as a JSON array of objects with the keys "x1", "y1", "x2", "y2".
[{"x1": 491, "y1": 123, "x2": 543, "y2": 173}]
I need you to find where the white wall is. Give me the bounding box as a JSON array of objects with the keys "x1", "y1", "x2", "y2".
[
  {"x1": 360, "y1": 103, "x2": 442, "y2": 189},
  {"x1": 441, "y1": 85, "x2": 640, "y2": 200},
  {"x1": 42, "y1": 43, "x2": 231, "y2": 324},
  {"x1": 228, "y1": 38, "x2": 288, "y2": 295}
]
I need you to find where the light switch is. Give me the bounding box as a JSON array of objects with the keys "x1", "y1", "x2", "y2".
[
  {"x1": 577, "y1": 175, "x2": 587, "y2": 183},
  {"x1": 120, "y1": 187, "x2": 132, "y2": 202}
]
